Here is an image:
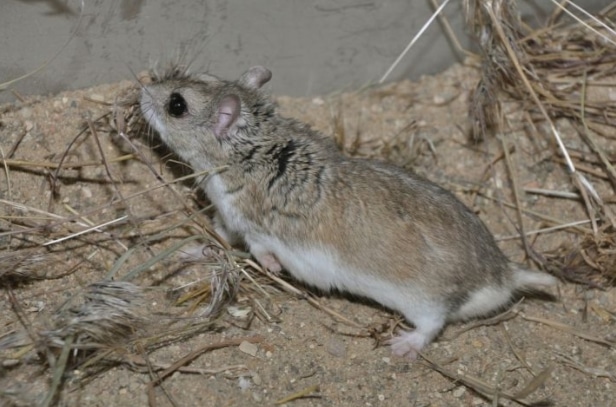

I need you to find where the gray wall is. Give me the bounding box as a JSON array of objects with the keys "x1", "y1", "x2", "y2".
[{"x1": 0, "y1": 0, "x2": 607, "y2": 103}]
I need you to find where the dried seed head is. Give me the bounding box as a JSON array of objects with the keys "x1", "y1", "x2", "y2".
[{"x1": 41, "y1": 281, "x2": 147, "y2": 349}]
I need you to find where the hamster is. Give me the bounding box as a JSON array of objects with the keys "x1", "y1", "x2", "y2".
[{"x1": 140, "y1": 65, "x2": 557, "y2": 359}]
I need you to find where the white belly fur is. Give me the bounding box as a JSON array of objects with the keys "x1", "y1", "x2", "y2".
[{"x1": 244, "y1": 233, "x2": 434, "y2": 317}]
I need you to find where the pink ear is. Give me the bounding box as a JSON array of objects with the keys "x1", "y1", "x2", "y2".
[
  {"x1": 213, "y1": 95, "x2": 240, "y2": 139},
  {"x1": 239, "y1": 66, "x2": 272, "y2": 89}
]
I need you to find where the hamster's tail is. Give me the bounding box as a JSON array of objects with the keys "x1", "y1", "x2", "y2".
[{"x1": 510, "y1": 263, "x2": 558, "y2": 290}]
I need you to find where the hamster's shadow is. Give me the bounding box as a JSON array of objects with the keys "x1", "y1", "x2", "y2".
[{"x1": 515, "y1": 287, "x2": 558, "y2": 303}]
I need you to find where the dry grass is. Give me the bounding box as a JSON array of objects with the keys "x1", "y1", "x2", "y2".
[
  {"x1": 465, "y1": 0, "x2": 616, "y2": 287},
  {"x1": 0, "y1": 85, "x2": 286, "y2": 405}
]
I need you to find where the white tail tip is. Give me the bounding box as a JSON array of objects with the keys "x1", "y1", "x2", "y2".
[{"x1": 511, "y1": 265, "x2": 558, "y2": 289}]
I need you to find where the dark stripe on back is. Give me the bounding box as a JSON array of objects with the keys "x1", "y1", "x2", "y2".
[{"x1": 267, "y1": 140, "x2": 297, "y2": 189}]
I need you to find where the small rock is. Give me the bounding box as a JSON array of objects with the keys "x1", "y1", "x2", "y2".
[
  {"x1": 81, "y1": 187, "x2": 93, "y2": 199},
  {"x1": 453, "y1": 386, "x2": 466, "y2": 398},
  {"x1": 471, "y1": 339, "x2": 483, "y2": 349},
  {"x1": 472, "y1": 397, "x2": 484, "y2": 405},
  {"x1": 326, "y1": 337, "x2": 346, "y2": 358},
  {"x1": 433, "y1": 95, "x2": 446, "y2": 104},
  {"x1": 252, "y1": 372, "x2": 262, "y2": 385},
  {"x1": 239, "y1": 340, "x2": 258, "y2": 357}
]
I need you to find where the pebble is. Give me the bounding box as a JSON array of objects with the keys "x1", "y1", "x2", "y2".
[
  {"x1": 251, "y1": 372, "x2": 262, "y2": 385},
  {"x1": 472, "y1": 339, "x2": 483, "y2": 349},
  {"x1": 453, "y1": 386, "x2": 466, "y2": 398},
  {"x1": 81, "y1": 187, "x2": 93, "y2": 199},
  {"x1": 433, "y1": 95, "x2": 446, "y2": 104},
  {"x1": 239, "y1": 340, "x2": 258, "y2": 357},
  {"x1": 326, "y1": 337, "x2": 346, "y2": 358}
]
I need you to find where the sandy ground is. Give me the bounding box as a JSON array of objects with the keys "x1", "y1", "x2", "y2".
[{"x1": 1, "y1": 62, "x2": 615, "y2": 407}]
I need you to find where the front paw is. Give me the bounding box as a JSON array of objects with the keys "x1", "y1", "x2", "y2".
[{"x1": 256, "y1": 253, "x2": 282, "y2": 275}]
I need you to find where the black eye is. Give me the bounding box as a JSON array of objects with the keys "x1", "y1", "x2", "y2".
[{"x1": 167, "y1": 92, "x2": 188, "y2": 117}]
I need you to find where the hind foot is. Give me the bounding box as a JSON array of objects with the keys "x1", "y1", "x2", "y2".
[
  {"x1": 386, "y1": 330, "x2": 429, "y2": 360},
  {"x1": 387, "y1": 311, "x2": 446, "y2": 360}
]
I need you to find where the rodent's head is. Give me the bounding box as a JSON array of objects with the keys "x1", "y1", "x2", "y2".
[{"x1": 140, "y1": 66, "x2": 273, "y2": 170}]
